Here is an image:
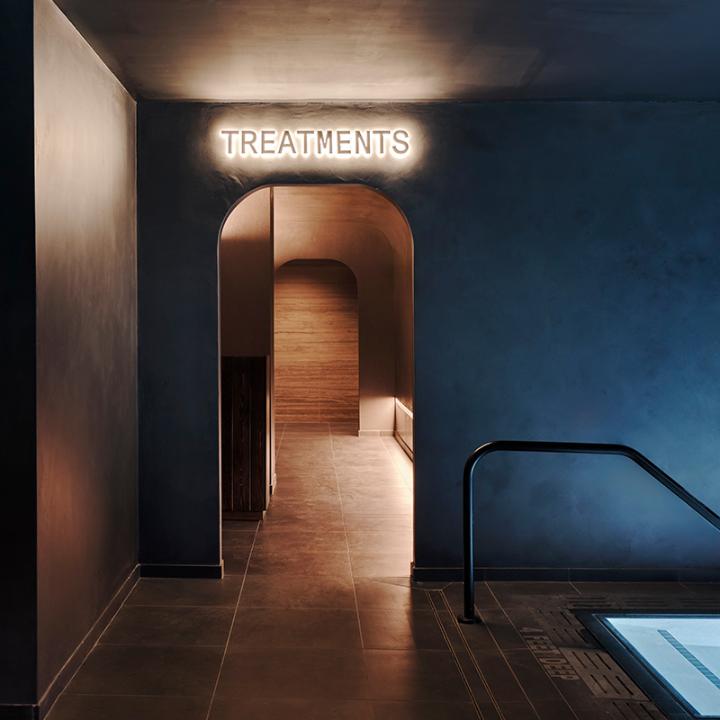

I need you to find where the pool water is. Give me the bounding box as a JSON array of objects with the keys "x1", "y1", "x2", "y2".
[{"x1": 604, "y1": 615, "x2": 720, "y2": 718}]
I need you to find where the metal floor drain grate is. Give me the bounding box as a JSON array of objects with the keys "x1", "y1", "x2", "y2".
[
  {"x1": 562, "y1": 648, "x2": 647, "y2": 701},
  {"x1": 610, "y1": 699, "x2": 666, "y2": 720},
  {"x1": 565, "y1": 595, "x2": 616, "y2": 610},
  {"x1": 678, "y1": 597, "x2": 720, "y2": 610},
  {"x1": 534, "y1": 608, "x2": 596, "y2": 648}
]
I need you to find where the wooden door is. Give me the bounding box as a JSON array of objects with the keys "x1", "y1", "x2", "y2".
[{"x1": 221, "y1": 356, "x2": 267, "y2": 517}]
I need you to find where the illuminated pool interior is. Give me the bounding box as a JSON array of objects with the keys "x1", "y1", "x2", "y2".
[{"x1": 601, "y1": 615, "x2": 720, "y2": 718}]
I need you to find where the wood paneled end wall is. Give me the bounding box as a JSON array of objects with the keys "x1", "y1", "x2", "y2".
[{"x1": 274, "y1": 260, "x2": 359, "y2": 425}]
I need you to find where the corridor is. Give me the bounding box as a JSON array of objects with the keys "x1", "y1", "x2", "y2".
[{"x1": 48, "y1": 426, "x2": 479, "y2": 720}]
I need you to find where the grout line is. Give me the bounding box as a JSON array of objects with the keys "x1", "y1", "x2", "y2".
[
  {"x1": 427, "y1": 591, "x2": 486, "y2": 719},
  {"x1": 330, "y1": 421, "x2": 366, "y2": 650},
  {"x1": 43, "y1": 575, "x2": 142, "y2": 718},
  {"x1": 98, "y1": 642, "x2": 230, "y2": 648},
  {"x1": 122, "y1": 604, "x2": 240, "y2": 609},
  {"x1": 483, "y1": 584, "x2": 576, "y2": 720},
  {"x1": 203, "y1": 521, "x2": 259, "y2": 720},
  {"x1": 436, "y1": 590, "x2": 505, "y2": 720},
  {"x1": 486, "y1": 586, "x2": 582, "y2": 720},
  {"x1": 60, "y1": 692, "x2": 209, "y2": 699}
]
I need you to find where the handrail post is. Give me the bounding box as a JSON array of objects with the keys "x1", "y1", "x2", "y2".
[
  {"x1": 459, "y1": 453, "x2": 479, "y2": 623},
  {"x1": 456, "y1": 439, "x2": 720, "y2": 629}
]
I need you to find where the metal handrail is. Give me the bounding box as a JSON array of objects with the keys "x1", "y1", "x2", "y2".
[{"x1": 460, "y1": 440, "x2": 720, "y2": 624}]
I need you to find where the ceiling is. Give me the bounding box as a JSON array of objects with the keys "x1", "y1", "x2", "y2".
[{"x1": 53, "y1": 0, "x2": 720, "y2": 101}]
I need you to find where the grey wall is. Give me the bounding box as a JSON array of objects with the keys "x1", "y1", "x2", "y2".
[
  {"x1": 1, "y1": 0, "x2": 37, "y2": 706},
  {"x1": 138, "y1": 101, "x2": 720, "y2": 576},
  {"x1": 35, "y1": 0, "x2": 138, "y2": 695}
]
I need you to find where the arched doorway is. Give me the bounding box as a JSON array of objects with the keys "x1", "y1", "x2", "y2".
[{"x1": 218, "y1": 184, "x2": 414, "y2": 543}]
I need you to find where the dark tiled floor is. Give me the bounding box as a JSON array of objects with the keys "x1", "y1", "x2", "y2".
[{"x1": 48, "y1": 424, "x2": 720, "y2": 719}]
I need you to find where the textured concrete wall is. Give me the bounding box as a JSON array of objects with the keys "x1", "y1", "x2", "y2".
[
  {"x1": 35, "y1": 0, "x2": 137, "y2": 695},
  {"x1": 138, "y1": 101, "x2": 720, "y2": 575}
]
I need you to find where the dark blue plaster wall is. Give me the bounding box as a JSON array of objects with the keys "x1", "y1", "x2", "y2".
[{"x1": 138, "y1": 101, "x2": 720, "y2": 577}]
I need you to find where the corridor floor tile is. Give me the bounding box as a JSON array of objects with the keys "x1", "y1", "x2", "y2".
[
  {"x1": 346, "y1": 530, "x2": 413, "y2": 554},
  {"x1": 251, "y1": 529, "x2": 347, "y2": 553},
  {"x1": 370, "y1": 700, "x2": 480, "y2": 720},
  {"x1": 100, "y1": 605, "x2": 234, "y2": 647},
  {"x1": 363, "y1": 649, "x2": 473, "y2": 702},
  {"x1": 125, "y1": 576, "x2": 244, "y2": 607},
  {"x1": 208, "y1": 697, "x2": 374, "y2": 720},
  {"x1": 247, "y1": 548, "x2": 353, "y2": 576},
  {"x1": 48, "y1": 694, "x2": 210, "y2": 720},
  {"x1": 215, "y1": 647, "x2": 370, "y2": 700},
  {"x1": 65, "y1": 645, "x2": 223, "y2": 697},
  {"x1": 239, "y1": 573, "x2": 357, "y2": 609},
  {"x1": 342, "y1": 502, "x2": 413, "y2": 518},
  {"x1": 359, "y1": 609, "x2": 448, "y2": 650},
  {"x1": 342, "y1": 513, "x2": 413, "y2": 533},
  {"x1": 230, "y1": 607, "x2": 362, "y2": 648},
  {"x1": 353, "y1": 577, "x2": 433, "y2": 611},
  {"x1": 350, "y1": 550, "x2": 413, "y2": 578}
]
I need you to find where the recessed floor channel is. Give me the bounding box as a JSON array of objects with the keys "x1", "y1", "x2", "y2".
[{"x1": 591, "y1": 615, "x2": 720, "y2": 719}]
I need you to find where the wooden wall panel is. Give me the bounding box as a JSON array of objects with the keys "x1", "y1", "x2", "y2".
[
  {"x1": 274, "y1": 260, "x2": 359, "y2": 425},
  {"x1": 221, "y1": 357, "x2": 267, "y2": 516}
]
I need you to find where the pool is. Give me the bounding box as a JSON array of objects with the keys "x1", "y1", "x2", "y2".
[{"x1": 588, "y1": 614, "x2": 720, "y2": 718}]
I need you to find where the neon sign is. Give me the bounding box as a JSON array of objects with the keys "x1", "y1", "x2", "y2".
[{"x1": 218, "y1": 127, "x2": 412, "y2": 160}]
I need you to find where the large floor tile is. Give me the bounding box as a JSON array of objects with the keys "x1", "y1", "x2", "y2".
[
  {"x1": 571, "y1": 581, "x2": 692, "y2": 596},
  {"x1": 360, "y1": 610, "x2": 447, "y2": 650},
  {"x1": 459, "y1": 648, "x2": 530, "y2": 704},
  {"x1": 48, "y1": 694, "x2": 209, "y2": 720},
  {"x1": 230, "y1": 608, "x2": 361, "y2": 648},
  {"x1": 354, "y1": 578, "x2": 432, "y2": 611},
  {"x1": 371, "y1": 701, "x2": 480, "y2": 719},
  {"x1": 343, "y1": 514, "x2": 413, "y2": 533},
  {"x1": 252, "y1": 529, "x2": 347, "y2": 554},
  {"x1": 100, "y1": 605, "x2": 234, "y2": 647},
  {"x1": 271, "y1": 494, "x2": 343, "y2": 511},
  {"x1": 339, "y1": 486, "x2": 412, "y2": 503},
  {"x1": 222, "y1": 545, "x2": 253, "y2": 575},
  {"x1": 262, "y1": 505, "x2": 345, "y2": 532},
  {"x1": 274, "y1": 486, "x2": 341, "y2": 503},
  {"x1": 347, "y1": 530, "x2": 413, "y2": 554},
  {"x1": 240, "y1": 573, "x2": 357, "y2": 609},
  {"x1": 247, "y1": 548, "x2": 352, "y2": 577},
  {"x1": 209, "y1": 697, "x2": 374, "y2": 720},
  {"x1": 442, "y1": 582, "x2": 500, "y2": 612},
  {"x1": 215, "y1": 647, "x2": 369, "y2": 700},
  {"x1": 222, "y1": 520, "x2": 259, "y2": 534},
  {"x1": 221, "y1": 531, "x2": 256, "y2": 550},
  {"x1": 337, "y1": 478, "x2": 408, "y2": 492},
  {"x1": 364, "y1": 650, "x2": 471, "y2": 702},
  {"x1": 66, "y1": 645, "x2": 223, "y2": 697},
  {"x1": 125, "y1": 577, "x2": 244, "y2": 607},
  {"x1": 341, "y1": 499, "x2": 413, "y2": 516},
  {"x1": 488, "y1": 581, "x2": 578, "y2": 600},
  {"x1": 351, "y1": 551, "x2": 412, "y2": 578}
]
